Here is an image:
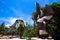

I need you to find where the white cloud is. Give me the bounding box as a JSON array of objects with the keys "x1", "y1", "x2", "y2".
[
  {"x1": 7, "y1": 17, "x2": 19, "y2": 24},
  {"x1": 0, "y1": 16, "x2": 34, "y2": 28},
  {"x1": 0, "y1": 17, "x2": 21, "y2": 27},
  {"x1": 5, "y1": 24, "x2": 11, "y2": 28}
]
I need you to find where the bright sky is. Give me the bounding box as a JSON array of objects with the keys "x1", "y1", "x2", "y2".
[{"x1": 0, "y1": 0, "x2": 60, "y2": 27}]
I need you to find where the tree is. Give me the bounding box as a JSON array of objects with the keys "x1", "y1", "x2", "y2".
[
  {"x1": 43, "y1": 2, "x2": 60, "y2": 39},
  {"x1": 0, "y1": 22, "x2": 5, "y2": 35},
  {"x1": 17, "y1": 22, "x2": 25, "y2": 38},
  {"x1": 50, "y1": 2, "x2": 60, "y2": 39},
  {"x1": 23, "y1": 24, "x2": 38, "y2": 40}
]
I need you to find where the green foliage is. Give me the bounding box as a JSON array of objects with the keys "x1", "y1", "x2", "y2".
[
  {"x1": 46, "y1": 2, "x2": 60, "y2": 38},
  {"x1": 52, "y1": 2, "x2": 60, "y2": 38},
  {"x1": 0, "y1": 23, "x2": 5, "y2": 35},
  {"x1": 41, "y1": 7, "x2": 44, "y2": 10},
  {"x1": 17, "y1": 22, "x2": 25, "y2": 38},
  {"x1": 23, "y1": 25, "x2": 38, "y2": 37},
  {"x1": 33, "y1": 12, "x2": 38, "y2": 21},
  {"x1": 32, "y1": 11, "x2": 38, "y2": 21}
]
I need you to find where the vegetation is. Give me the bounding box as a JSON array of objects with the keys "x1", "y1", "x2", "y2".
[
  {"x1": 0, "y1": 23, "x2": 6, "y2": 35},
  {"x1": 47, "y1": 2, "x2": 60, "y2": 39},
  {"x1": 23, "y1": 25, "x2": 38, "y2": 37},
  {"x1": 16, "y1": 22, "x2": 25, "y2": 38},
  {"x1": 0, "y1": 2, "x2": 60, "y2": 39}
]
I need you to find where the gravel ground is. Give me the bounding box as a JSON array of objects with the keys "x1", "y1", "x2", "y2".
[
  {"x1": 0, "y1": 35, "x2": 54, "y2": 40},
  {"x1": 0, "y1": 38, "x2": 54, "y2": 40}
]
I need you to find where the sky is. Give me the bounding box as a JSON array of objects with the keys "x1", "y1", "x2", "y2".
[{"x1": 0, "y1": 0, "x2": 60, "y2": 27}]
